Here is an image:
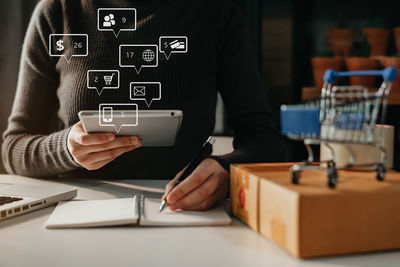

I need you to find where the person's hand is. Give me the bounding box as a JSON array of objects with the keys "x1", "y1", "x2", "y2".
[
  {"x1": 162, "y1": 158, "x2": 229, "y2": 211},
  {"x1": 67, "y1": 121, "x2": 141, "y2": 170}
]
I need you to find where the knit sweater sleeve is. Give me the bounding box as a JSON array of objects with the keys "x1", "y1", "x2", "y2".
[
  {"x1": 1, "y1": 0, "x2": 80, "y2": 177},
  {"x1": 210, "y1": 2, "x2": 286, "y2": 170}
]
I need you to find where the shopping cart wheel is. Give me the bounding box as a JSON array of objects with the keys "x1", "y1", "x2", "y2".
[
  {"x1": 376, "y1": 164, "x2": 385, "y2": 181},
  {"x1": 327, "y1": 167, "x2": 338, "y2": 188},
  {"x1": 291, "y1": 171, "x2": 300, "y2": 184}
]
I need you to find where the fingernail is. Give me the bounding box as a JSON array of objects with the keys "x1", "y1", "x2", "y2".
[
  {"x1": 130, "y1": 137, "x2": 138, "y2": 145},
  {"x1": 107, "y1": 134, "x2": 114, "y2": 141}
]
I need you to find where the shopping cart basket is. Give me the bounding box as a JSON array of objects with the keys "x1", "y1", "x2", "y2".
[{"x1": 280, "y1": 67, "x2": 397, "y2": 188}]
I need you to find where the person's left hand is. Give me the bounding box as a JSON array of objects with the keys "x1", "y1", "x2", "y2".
[{"x1": 161, "y1": 158, "x2": 229, "y2": 211}]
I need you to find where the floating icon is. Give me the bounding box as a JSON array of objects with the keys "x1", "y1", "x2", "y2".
[
  {"x1": 56, "y1": 39, "x2": 64, "y2": 51},
  {"x1": 119, "y1": 44, "x2": 158, "y2": 74},
  {"x1": 159, "y1": 36, "x2": 188, "y2": 60},
  {"x1": 130, "y1": 82, "x2": 161, "y2": 107},
  {"x1": 99, "y1": 103, "x2": 138, "y2": 132},
  {"x1": 102, "y1": 107, "x2": 113, "y2": 123},
  {"x1": 87, "y1": 70, "x2": 120, "y2": 95},
  {"x1": 49, "y1": 34, "x2": 88, "y2": 63},
  {"x1": 133, "y1": 86, "x2": 146, "y2": 96},
  {"x1": 97, "y1": 8, "x2": 136, "y2": 37},
  {"x1": 142, "y1": 49, "x2": 155, "y2": 62},
  {"x1": 170, "y1": 40, "x2": 185, "y2": 50},
  {"x1": 103, "y1": 14, "x2": 116, "y2": 27},
  {"x1": 104, "y1": 73, "x2": 115, "y2": 85}
]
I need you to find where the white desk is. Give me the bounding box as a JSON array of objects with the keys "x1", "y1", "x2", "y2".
[{"x1": 1, "y1": 174, "x2": 399, "y2": 267}]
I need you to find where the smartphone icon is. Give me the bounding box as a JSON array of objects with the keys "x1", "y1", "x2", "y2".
[{"x1": 102, "y1": 107, "x2": 113, "y2": 123}]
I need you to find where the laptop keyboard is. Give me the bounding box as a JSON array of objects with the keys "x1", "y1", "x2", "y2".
[{"x1": 0, "y1": 196, "x2": 23, "y2": 206}]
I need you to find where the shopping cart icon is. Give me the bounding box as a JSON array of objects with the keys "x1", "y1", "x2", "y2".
[{"x1": 103, "y1": 73, "x2": 115, "y2": 85}]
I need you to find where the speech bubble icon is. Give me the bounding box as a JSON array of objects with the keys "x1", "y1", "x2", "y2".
[
  {"x1": 97, "y1": 8, "x2": 136, "y2": 38},
  {"x1": 87, "y1": 70, "x2": 120, "y2": 95},
  {"x1": 129, "y1": 82, "x2": 161, "y2": 107},
  {"x1": 49, "y1": 34, "x2": 88, "y2": 63},
  {"x1": 119, "y1": 44, "x2": 158, "y2": 74},
  {"x1": 159, "y1": 36, "x2": 188, "y2": 60},
  {"x1": 99, "y1": 103, "x2": 138, "y2": 133}
]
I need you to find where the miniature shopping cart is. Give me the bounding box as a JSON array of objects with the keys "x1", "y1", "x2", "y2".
[
  {"x1": 280, "y1": 67, "x2": 397, "y2": 188},
  {"x1": 103, "y1": 73, "x2": 115, "y2": 85}
]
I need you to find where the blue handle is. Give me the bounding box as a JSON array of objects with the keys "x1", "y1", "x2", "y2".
[{"x1": 323, "y1": 67, "x2": 397, "y2": 84}]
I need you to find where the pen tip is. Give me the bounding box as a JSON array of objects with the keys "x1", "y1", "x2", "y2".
[{"x1": 159, "y1": 200, "x2": 166, "y2": 212}]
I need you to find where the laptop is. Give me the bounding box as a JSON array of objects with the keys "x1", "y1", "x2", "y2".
[{"x1": 0, "y1": 182, "x2": 77, "y2": 221}]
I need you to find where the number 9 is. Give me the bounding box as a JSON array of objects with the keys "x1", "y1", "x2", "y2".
[{"x1": 122, "y1": 17, "x2": 126, "y2": 23}]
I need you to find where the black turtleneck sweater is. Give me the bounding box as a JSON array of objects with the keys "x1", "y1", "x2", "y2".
[{"x1": 2, "y1": 0, "x2": 285, "y2": 179}]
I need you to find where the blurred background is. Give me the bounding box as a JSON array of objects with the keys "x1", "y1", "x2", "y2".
[{"x1": 1, "y1": 0, "x2": 400, "y2": 173}]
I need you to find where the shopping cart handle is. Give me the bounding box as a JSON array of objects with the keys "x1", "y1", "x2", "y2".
[{"x1": 323, "y1": 67, "x2": 397, "y2": 84}]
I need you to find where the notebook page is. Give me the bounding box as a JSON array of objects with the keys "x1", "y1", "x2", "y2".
[
  {"x1": 139, "y1": 198, "x2": 231, "y2": 226},
  {"x1": 45, "y1": 197, "x2": 139, "y2": 228}
]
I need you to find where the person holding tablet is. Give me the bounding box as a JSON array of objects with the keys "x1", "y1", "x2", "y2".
[{"x1": 2, "y1": 0, "x2": 285, "y2": 211}]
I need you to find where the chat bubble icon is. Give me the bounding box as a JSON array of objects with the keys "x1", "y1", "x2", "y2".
[
  {"x1": 119, "y1": 44, "x2": 158, "y2": 74},
  {"x1": 49, "y1": 34, "x2": 88, "y2": 63},
  {"x1": 87, "y1": 70, "x2": 120, "y2": 95},
  {"x1": 159, "y1": 36, "x2": 188, "y2": 60},
  {"x1": 129, "y1": 82, "x2": 161, "y2": 107},
  {"x1": 99, "y1": 103, "x2": 138, "y2": 133},
  {"x1": 97, "y1": 8, "x2": 136, "y2": 37}
]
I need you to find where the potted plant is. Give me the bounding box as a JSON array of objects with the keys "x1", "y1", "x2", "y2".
[
  {"x1": 326, "y1": 13, "x2": 355, "y2": 57},
  {"x1": 362, "y1": 16, "x2": 389, "y2": 56},
  {"x1": 312, "y1": 48, "x2": 342, "y2": 89},
  {"x1": 346, "y1": 34, "x2": 379, "y2": 87},
  {"x1": 394, "y1": 27, "x2": 400, "y2": 54},
  {"x1": 383, "y1": 54, "x2": 400, "y2": 91}
]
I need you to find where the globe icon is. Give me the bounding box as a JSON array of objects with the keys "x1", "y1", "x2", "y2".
[{"x1": 142, "y1": 49, "x2": 155, "y2": 62}]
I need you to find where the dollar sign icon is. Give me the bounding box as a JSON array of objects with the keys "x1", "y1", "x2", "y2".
[{"x1": 56, "y1": 39, "x2": 64, "y2": 51}]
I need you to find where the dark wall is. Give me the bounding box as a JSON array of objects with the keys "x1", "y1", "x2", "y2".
[{"x1": 292, "y1": 0, "x2": 400, "y2": 99}]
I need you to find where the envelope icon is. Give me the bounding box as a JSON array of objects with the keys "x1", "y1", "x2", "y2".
[{"x1": 133, "y1": 86, "x2": 146, "y2": 96}]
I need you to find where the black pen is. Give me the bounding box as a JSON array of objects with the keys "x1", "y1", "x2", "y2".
[{"x1": 159, "y1": 136, "x2": 216, "y2": 212}]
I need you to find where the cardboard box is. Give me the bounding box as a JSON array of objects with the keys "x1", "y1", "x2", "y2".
[
  {"x1": 230, "y1": 163, "x2": 295, "y2": 232},
  {"x1": 230, "y1": 163, "x2": 400, "y2": 258},
  {"x1": 230, "y1": 164, "x2": 259, "y2": 231}
]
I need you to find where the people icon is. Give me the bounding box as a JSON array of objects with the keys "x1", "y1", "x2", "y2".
[{"x1": 103, "y1": 14, "x2": 115, "y2": 27}]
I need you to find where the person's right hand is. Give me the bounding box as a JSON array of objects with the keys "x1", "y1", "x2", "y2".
[{"x1": 67, "y1": 121, "x2": 141, "y2": 170}]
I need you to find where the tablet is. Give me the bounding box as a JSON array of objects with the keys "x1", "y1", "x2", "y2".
[{"x1": 78, "y1": 110, "x2": 183, "y2": 147}]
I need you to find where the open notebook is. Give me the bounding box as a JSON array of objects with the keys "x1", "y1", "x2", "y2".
[{"x1": 45, "y1": 195, "x2": 231, "y2": 228}]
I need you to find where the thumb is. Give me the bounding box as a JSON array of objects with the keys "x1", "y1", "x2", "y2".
[{"x1": 162, "y1": 167, "x2": 186, "y2": 200}]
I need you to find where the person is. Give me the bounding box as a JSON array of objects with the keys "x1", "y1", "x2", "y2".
[{"x1": 2, "y1": 0, "x2": 285, "y2": 211}]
